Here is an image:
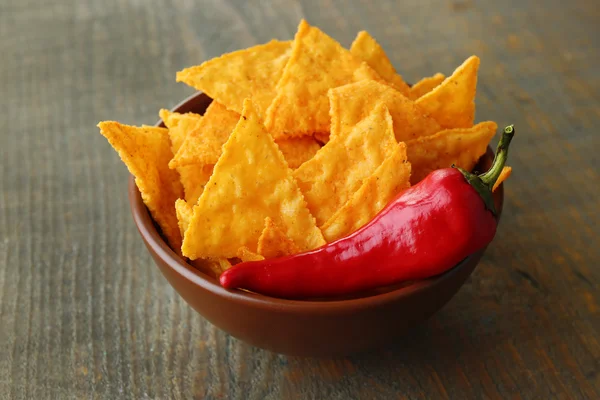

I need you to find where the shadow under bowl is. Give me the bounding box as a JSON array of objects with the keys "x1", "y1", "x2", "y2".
[{"x1": 128, "y1": 91, "x2": 504, "y2": 357}]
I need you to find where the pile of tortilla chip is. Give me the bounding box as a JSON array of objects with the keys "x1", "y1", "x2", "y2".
[{"x1": 98, "y1": 20, "x2": 511, "y2": 278}]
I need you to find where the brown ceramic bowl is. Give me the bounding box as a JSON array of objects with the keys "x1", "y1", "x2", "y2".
[{"x1": 128, "y1": 92, "x2": 504, "y2": 357}]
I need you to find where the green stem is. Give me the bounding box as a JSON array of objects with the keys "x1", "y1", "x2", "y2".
[
  {"x1": 454, "y1": 124, "x2": 515, "y2": 216},
  {"x1": 479, "y1": 125, "x2": 515, "y2": 189}
]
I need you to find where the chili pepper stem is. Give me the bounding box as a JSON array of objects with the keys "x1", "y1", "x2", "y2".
[
  {"x1": 454, "y1": 125, "x2": 515, "y2": 216},
  {"x1": 479, "y1": 125, "x2": 515, "y2": 188}
]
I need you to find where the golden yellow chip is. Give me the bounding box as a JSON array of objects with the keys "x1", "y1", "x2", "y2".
[
  {"x1": 275, "y1": 136, "x2": 321, "y2": 169},
  {"x1": 313, "y1": 132, "x2": 330, "y2": 144},
  {"x1": 415, "y1": 56, "x2": 479, "y2": 129},
  {"x1": 174, "y1": 198, "x2": 193, "y2": 239},
  {"x1": 350, "y1": 31, "x2": 410, "y2": 95},
  {"x1": 294, "y1": 102, "x2": 397, "y2": 226},
  {"x1": 321, "y1": 143, "x2": 411, "y2": 242},
  {"x1": 182, "y1": 99, "x2": 325, "y2": 259},
  {"x1": 176, "y1": 198, "x2": 232, "y2": 276},
  {"x1": 408, "y1": 73, "x2": 446, "y2": 100},
  {"x1": 169, "y1": 101, "x2": 240, "y2": 168},
  {"x1": 329, "y1": 80, "x2": 441, "y2": 142},
  {"x1": 98, "y1": 122, "x2": 183, "y2": 252},
  {"x1": 160, "y1": 109, "x2": 212, "y2": 204},
  {"x1": 265, "y1": 20, "x2": 381, "y2": 137},
  {"x1": 493, "y1": 166, "x2": 512, "y2": 192},
  {"x1": 159, "y1": 109, "x2": 203, "y2": 151},
  {"x1": 257, "y1": 217, "x2": 301, "y2": 259},
  {"x1": 406, "y1": 121, "x2": 497, "y2": 184},
  {"x1": 237, "y1": 247, "x2": 265, "y2": 262},
  {"x1": 190, "y1": 257, "x2": 232, "y2": 278},
  {"x1": 176, "y1": 40, "x2": 291, "y2": 115}
]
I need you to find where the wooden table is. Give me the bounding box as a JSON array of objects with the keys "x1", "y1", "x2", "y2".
[{"x1": 1, "y1": 0, "x2": 598, "y2": 398}]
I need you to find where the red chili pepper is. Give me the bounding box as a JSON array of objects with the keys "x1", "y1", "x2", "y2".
[{"x1": 220, "y1": 125, "x2": 515, "y2": 299}]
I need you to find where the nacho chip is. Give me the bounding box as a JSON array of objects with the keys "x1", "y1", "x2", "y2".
[
  {"x1": 321, "y1": 143, "x2": 411, "y2": 242},
  {"x1": 257, "y1": 217, "x2": 301, "y2": 259},
  {"x1": 176, "y1": 198, "x2": 232, "y2": 276},
  {"x1": 294, "y1": 102, "x2": 397, "y2": 226},
  {"x1": 159, "y1": 109, "x2": 203, "y2": 151},
  {"x1": 329, "y1": 80, "x2": 441, "y2": 142},
  {"x1": 174, "y1": 198, "x2": 193, "y2": 239},
  {"x1": 350, "y1": 31, "x2": 410, "y2": 95},
  {"x1": 265, "y1": 20, "x2": 381, "y2": 137},
  {"x1": 492, "y1": 166, "x2": 512, "y2": 192},
  {"x1": 98, "y1": 122, "x2": 183, "y2": 252},
  {"x1": 182, "y1": 99, "x2": 325, "y2": 259},
  {"x1": 237, "y1": 247, "x2": 265, "y2": 262},
  {"x1": 169, "y1": 101, "x2": 240, "y2": 168},
  {"x1": 406, "y1": 121, "x2": 497, "y2": 184},
  {"x1": 408, "y1": 73, "x2": 446, "y2": 100},
  {"x1": 176, "y1": 40, "x2": 292, "y2": 114},
  {"x1": 161, "y1": 109, "x2": 212, "y2": 204},
  {"x1": 275, "y1": 136, "x2": 321, "y2": 169},
  {"x1": 415, "y1": 56, "x2": 479, "y2": 129},
  {"x1": 313, "y1": 132, "x2": 330, "y2": 145}
]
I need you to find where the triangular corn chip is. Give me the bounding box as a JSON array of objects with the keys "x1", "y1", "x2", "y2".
[
  {"x1": 329, "y1": 80, "x2": 441, "y2": 142},
  {"x1": 415, "y1": 56, "x2": 479, "y2": 129},
  {"x1": 182, "y1": 99, "x2": 325, "y2": 259},
  {"x1": 257, "y1": 217, "x2": 301, "y2": 259},
  {"x1": 294, "y1": 102, "x2": 397, "y2": 226},
  {"x1": 314, "y1": 132, "x2": 330, "y2": 145},
  {"x1": 169, "y1": 101, "x2": 240, "y2": 168},
  {"x1": 321, "y1": 143, "x2": 411, "y2": 242},
  {"x1": 493, "y1": 166, "x2": 512, "y2": 192},
  {"x1": 406, "y1": 121, "x2": 497, "y2": 184},
  {"x1": 275, "y1": 136, "x2": 321, "y2": 169},
  {"x1": 98, "y1": 122, "x2": 183, "y2": 252},
  {"x1": 175, "y1": 198, "x2": 193, "y2": 239},
  {"x1": 237, "y1": 247, "x2": 265, "y2": 262},
  {"x1": 265, "y1": 20, "x2": 381, "y2": 137},
  {"x1": 161, "y1": 109, "x2": 212, "y2": 204},
  {"x1": 159, "y1": 109, "x2": 203, "y2": 151},
  {"x1": 408, "y1": 73, "x2": 445, "y2": 100},
  {"x1": 176, "y1": 40, "x2": 292, "y2": 114},
  {"x1": 176, "y1": 198, "x2": 231, "y2": 277},
  {"x1": 350, "y1": 31, "x2": 410, "y2": 95}
]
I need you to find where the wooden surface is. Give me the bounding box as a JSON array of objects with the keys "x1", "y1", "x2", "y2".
[{"x1": 1, "y1": 0, "x2": 599, "y2": 398}]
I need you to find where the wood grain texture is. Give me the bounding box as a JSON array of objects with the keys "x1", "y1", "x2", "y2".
[{"x1": 1, "y1": 0, "x2": 598, "y2": 398}]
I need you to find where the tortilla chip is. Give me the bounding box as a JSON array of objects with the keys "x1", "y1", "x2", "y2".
[
  {"x1": 182, "y1": 99, "x2": 325, "y2": 259},
  {"x1": 350, "y1": 31, "x2": 410, "y2": 95},
  {"x1": 169, "y1": 101, "x2": 240, "y2": 168},
  {"x1": 257, "y1": 217, "x2": 301, "y2": 259},
  {"x1": 408, "y1": 73, "x2": 446, "y2": 100},
  {"x1": 159, "y1": 109, "x2": 203, "y2": 151},
  {"x1": 265, "y1": 20, "x2": 381, "y2": 137},
  {"x1": 176, "y1": 40, "x2": 291, "y2": 115},
  {"x1": 406, "y1": 121, "x2": 497, "y2": 184},
  {"x1": 493, "y1": 166, "x2": 512, "y2": 192},
  {"x1": 314, "y1": 132, "x2": 330, "y2": 145},
  {"x1": 321, "y1": 143, "x2": 411, "y2": 242},
  {"x1": 160, "y1": 109, "x2": 212, "y2": 204},
  {"x1": 275, "y1": 136, "x2": 321, "y2": 169},
  {"x1": 237, "y1": 247, "x2": 265, "y2": 262},
  {"x1": 329, "y1": 80, "x2": 441, "y2": 142},
  {"x1": 174, "y1": 198, "x2": 193, "y2": 239},
  {"x1": 175, "y1": 198, "x2": 233, "y2": 276},
  {"x1": 415, "y1": 56, "x2": 479, "y2": 129},
  {"x1": 294, "y1": 102, "x2": 397, "y2": 226},
  {"x1": 98, "y1": 122, "x2": 183, "y2": 252}
]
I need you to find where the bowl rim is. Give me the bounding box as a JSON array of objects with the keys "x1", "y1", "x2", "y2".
[{"x1": 128, "y1": 91, "x2": 503, "y2": 313}]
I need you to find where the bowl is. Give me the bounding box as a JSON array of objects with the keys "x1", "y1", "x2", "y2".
[{"x1": 128, "y1": 92, "x2": 504, "y2": 357}]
